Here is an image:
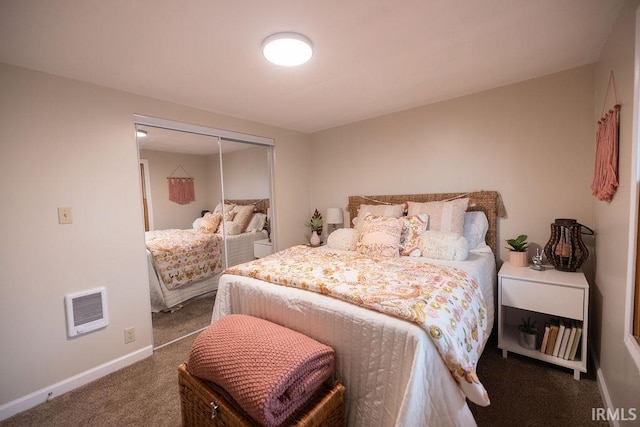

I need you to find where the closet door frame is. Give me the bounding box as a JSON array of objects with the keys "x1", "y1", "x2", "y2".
[{"x1": 133, "y1": 114, "x2": 277, "y2": 252}]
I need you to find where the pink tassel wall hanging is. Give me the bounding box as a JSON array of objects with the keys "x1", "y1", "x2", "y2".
[
  {"x1": 167, "y1": 165, "x2": 195, "y2": 204},
  {"x1": 591, "y1": 71, "x2": 620, "y2": 203}
]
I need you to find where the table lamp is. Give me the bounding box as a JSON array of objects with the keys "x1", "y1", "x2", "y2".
[{"x1": 326, "y1": 208, "x2": 344, "y2": 234}]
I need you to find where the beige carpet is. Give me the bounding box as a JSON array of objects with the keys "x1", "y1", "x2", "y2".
[
  {"x1": 2, "y1": 334, "x2": 194, "y2": 427},
  {"x1": 470, "y1": 343, "x2": 608, "y2": 427},
  {"x1": 152, "y1": 292, "x2": 216, "y2": 348},
  {"x1": 2, "y1": 329, "x2": 607, "y2": 426}
]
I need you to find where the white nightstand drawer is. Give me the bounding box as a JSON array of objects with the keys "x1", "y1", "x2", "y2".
[
  {"x1": 253, "y1": 239, "x2": 273, "y2": 258},
  {"x1": 502, "y1": 277, "x2": 584, "y2": 320}
]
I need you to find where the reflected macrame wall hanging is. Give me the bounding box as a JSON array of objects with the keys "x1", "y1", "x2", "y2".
[
  {"x1": 591, "y1": 70, "x2": 621, "y2": 203},
  {"x1": 167, "y1": 165, "x2": 195, "y2": 205}
]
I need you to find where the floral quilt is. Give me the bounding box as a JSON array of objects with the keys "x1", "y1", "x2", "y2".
[
  {"x1": 146, "y1": 229, "x2": 224, "y2": 290},
  {"x1": 225, "y1": 245, "x2": 491, "y2": 406}
]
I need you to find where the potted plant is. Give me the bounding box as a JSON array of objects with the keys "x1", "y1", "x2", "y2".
[
  {"x1": 305, "y1": 209, "x2": 323, "y2": 246},
  {"x1": 518, "y1": 317, "x2": 538, "y2": 350},
  {"x1": 506, "y1": 234, "x2": 529, "y2": 267}
]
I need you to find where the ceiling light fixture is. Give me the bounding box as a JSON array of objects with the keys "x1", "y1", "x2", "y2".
[
  {"x1": 262, "y1": 32, "x2": 313, "y2": 66},
  {"x1": 136, "y1": 130, "x2": 148, "y2": 137}
]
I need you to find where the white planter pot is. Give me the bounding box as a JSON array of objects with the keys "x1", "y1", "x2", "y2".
[{"x1": 310, "y1": 230, "x2": 321, "y2": 247}]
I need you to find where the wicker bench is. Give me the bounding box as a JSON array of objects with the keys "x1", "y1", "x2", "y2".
[{"x1": 178, "y1": 363, "x2": 346, "y2": 426}]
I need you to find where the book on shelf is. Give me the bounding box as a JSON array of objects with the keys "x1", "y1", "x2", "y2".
[
  {"x1": 562, "y1": 322, "x2": 578, "y2": 360},
  {"x1": 546, "y1": 320, "x2": 559, "y2": 355},
  {"x1": 558, "y1": 321, "x2": 572, "y2": 359},
  {"x1": 539, "y1": 322, "x2": 551, "y2": 354},
  {"x1": 552, "y1": 320, "x2": 566, "y2": 357},
  {"x1": 568, "y1": 322, "x2": 583, "y2": 361}
]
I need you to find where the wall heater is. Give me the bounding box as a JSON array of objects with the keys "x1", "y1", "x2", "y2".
[{"x1": 65, "y1": 287, "x2": 109, "y2": 337}]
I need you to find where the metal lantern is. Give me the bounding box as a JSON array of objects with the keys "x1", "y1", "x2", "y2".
[{"x1": 543, "y1": 219, "x2": 594, "y2": 272}]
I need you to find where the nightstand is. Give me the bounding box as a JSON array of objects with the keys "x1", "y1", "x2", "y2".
[
  {"x1": 253, "y1": 238, "x2": 273, "y2": 258},
  {"x1": 497, "y1": 263, "x2": 589, "y2": 380}
]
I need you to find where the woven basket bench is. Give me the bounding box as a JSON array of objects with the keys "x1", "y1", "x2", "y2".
[{"x1": 178, "y1": 363, "x2": 346, "y2": 426}]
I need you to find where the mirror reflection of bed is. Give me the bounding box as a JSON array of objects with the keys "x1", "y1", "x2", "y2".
[{"x1": 135, "y1": 121, "x2": 274, "y2": 348}]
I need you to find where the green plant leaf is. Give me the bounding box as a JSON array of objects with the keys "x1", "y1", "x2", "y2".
[{"x1": 505, "y1": 234, "x2": 528, "y2": 252}]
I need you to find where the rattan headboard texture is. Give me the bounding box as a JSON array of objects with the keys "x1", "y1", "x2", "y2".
[
  {"x1": 348, "y1": 191, "x2": 505, "y2": 257},
  {"x1": 225, "y1": 198, "x2": 270, "y2": 215}
]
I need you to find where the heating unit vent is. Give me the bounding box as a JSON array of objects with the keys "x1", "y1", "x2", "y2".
[{"x1": 65, "y1": 287, "x2": 109, "y2": 337}]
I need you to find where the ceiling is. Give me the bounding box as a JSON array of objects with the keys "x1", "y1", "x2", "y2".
[
  {"x1": 136, "y1": 125, "x2": 254, "y2": 155},
  {"x1": 0, "y1": 1, "x2": 625, "y2": 134}
]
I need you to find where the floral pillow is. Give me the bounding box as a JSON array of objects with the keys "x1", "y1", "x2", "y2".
[
  {"x1": 356, "y1": 214, "x2": 403, "y2": 258},
  {"x1": 407, "y1": 198, "x2": 469, "y2": 236},
  {"x1": 400, "y1": 214, "x2": 429, "y2": 257},
  {"x1": 198, "y1": 212, "x2": 222, "y2": 234},
  {"x1": 353, "y1": 203, "x2": 405, "y2": 235}
]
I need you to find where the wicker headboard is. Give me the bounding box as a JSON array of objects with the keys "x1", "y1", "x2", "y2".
[
  {"x1": 348, "y1": 191, "x2": 505, "y2": 257},
  {"x1": 225, "y1": 198, "x2": 270, "y2": 214}
]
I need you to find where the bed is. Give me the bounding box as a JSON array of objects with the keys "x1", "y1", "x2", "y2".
[
  {"x1": 147, "y1": 199, "x2": 269, "y2": 313},
  {"x1": 211, "y1": 191, "x2": 504, "y2": 426}
]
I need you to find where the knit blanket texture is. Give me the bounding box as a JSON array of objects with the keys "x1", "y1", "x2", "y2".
[{"x1": 187, "y1": 314, "x2": 335, "y2": 427}]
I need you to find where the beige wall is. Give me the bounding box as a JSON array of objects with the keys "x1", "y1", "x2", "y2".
[
  {"x1": 309, "y1": 65, "x2": 596, "y2": 262},
  {"x1": 140, "y1": 149, "x2": 216, "y2": 230},
  {"x1": 592, "y1": 0, "x2": 640, "y2": 414},
  {"x1": 0, "y1": 62, "x2": 310, "y2": 411},
  {"x1": 221, "y1": 145, "x2": 271, "y2": 200}
]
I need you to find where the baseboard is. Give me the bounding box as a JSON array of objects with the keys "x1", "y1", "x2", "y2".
[
  {"x1": 596, "y1": 367, "x2": 621, "y2": 427},
  {"x1": 0, "y1": 345, "x2": 153, "y2": 421},
  {"x1": 591, "y1": 342, "x2": 622, "y2": 427}
]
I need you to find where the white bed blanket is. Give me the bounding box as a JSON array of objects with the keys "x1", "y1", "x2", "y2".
[{"x1": 212, "y1": 248, "x2": 495, "y2": 427}]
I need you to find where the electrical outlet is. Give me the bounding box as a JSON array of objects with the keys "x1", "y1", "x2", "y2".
[{"x1": 124, "y1": 327, "x2": 135, "y2": 344}]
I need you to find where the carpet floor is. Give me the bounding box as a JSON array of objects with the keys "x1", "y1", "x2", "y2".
[
  {"x1": 2, "y1": 317, "x2": 607, "y2": 426},
  {"x1": 152, "y1": 292, "x2": 216, "y2": 348}
]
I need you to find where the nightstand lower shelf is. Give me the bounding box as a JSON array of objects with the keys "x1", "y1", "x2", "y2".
[
  {"x1": 499, "y1": 323, "x2": 585, "y2": 380},
  {"x1": 498, "y1": 263, "x2": 589, "y2": 381}
]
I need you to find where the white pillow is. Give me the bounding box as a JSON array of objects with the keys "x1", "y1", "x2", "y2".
[
  {"x1": 192, "y1": 217, "x2": 204, "y2": 230},
  {"x1": 464, "y1": 211, "x2": 489, "y2": 250},
  {"x1": 327, "y1": 228, "x2": 358, "y2": 251},
  {"x1": 245, "y1": 213, "x2": 267, "y2": 233},
  {"x1": 216, "y1": 220, "x2": 242, "y2": 236},
  {"x1": 419, "y1": 230, "x2": 469, "y2": 261}
]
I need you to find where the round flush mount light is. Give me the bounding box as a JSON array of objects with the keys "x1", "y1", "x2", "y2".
[
  {"x1": 136, "y1": 129, "x2": 148, "y2": 137},
  {"x1": 262, "y1": 32, "x2": 313, "y2": 66}
]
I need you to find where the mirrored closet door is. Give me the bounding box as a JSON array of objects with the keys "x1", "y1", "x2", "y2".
[{"x1": 134, "y1": 116, "x2": 275, "y2": 349}]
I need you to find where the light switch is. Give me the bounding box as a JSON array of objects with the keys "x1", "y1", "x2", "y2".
[{"x1": 58, "y1": 207, "x2": 73, "y2": 224}]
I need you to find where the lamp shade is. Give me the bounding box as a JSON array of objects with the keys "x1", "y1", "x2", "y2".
[{"x1": 326, "y1": 208, "x2": 344, "y2": 225}]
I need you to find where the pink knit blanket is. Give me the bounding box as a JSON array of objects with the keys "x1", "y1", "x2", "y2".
[{"x1": 187, "y1": 315, "x2": 335, "y2": 427}]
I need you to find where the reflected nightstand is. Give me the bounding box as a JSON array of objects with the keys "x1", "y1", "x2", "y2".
[{"x1": 253, "y1": 239, "x2": 273, "y2": 258}]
